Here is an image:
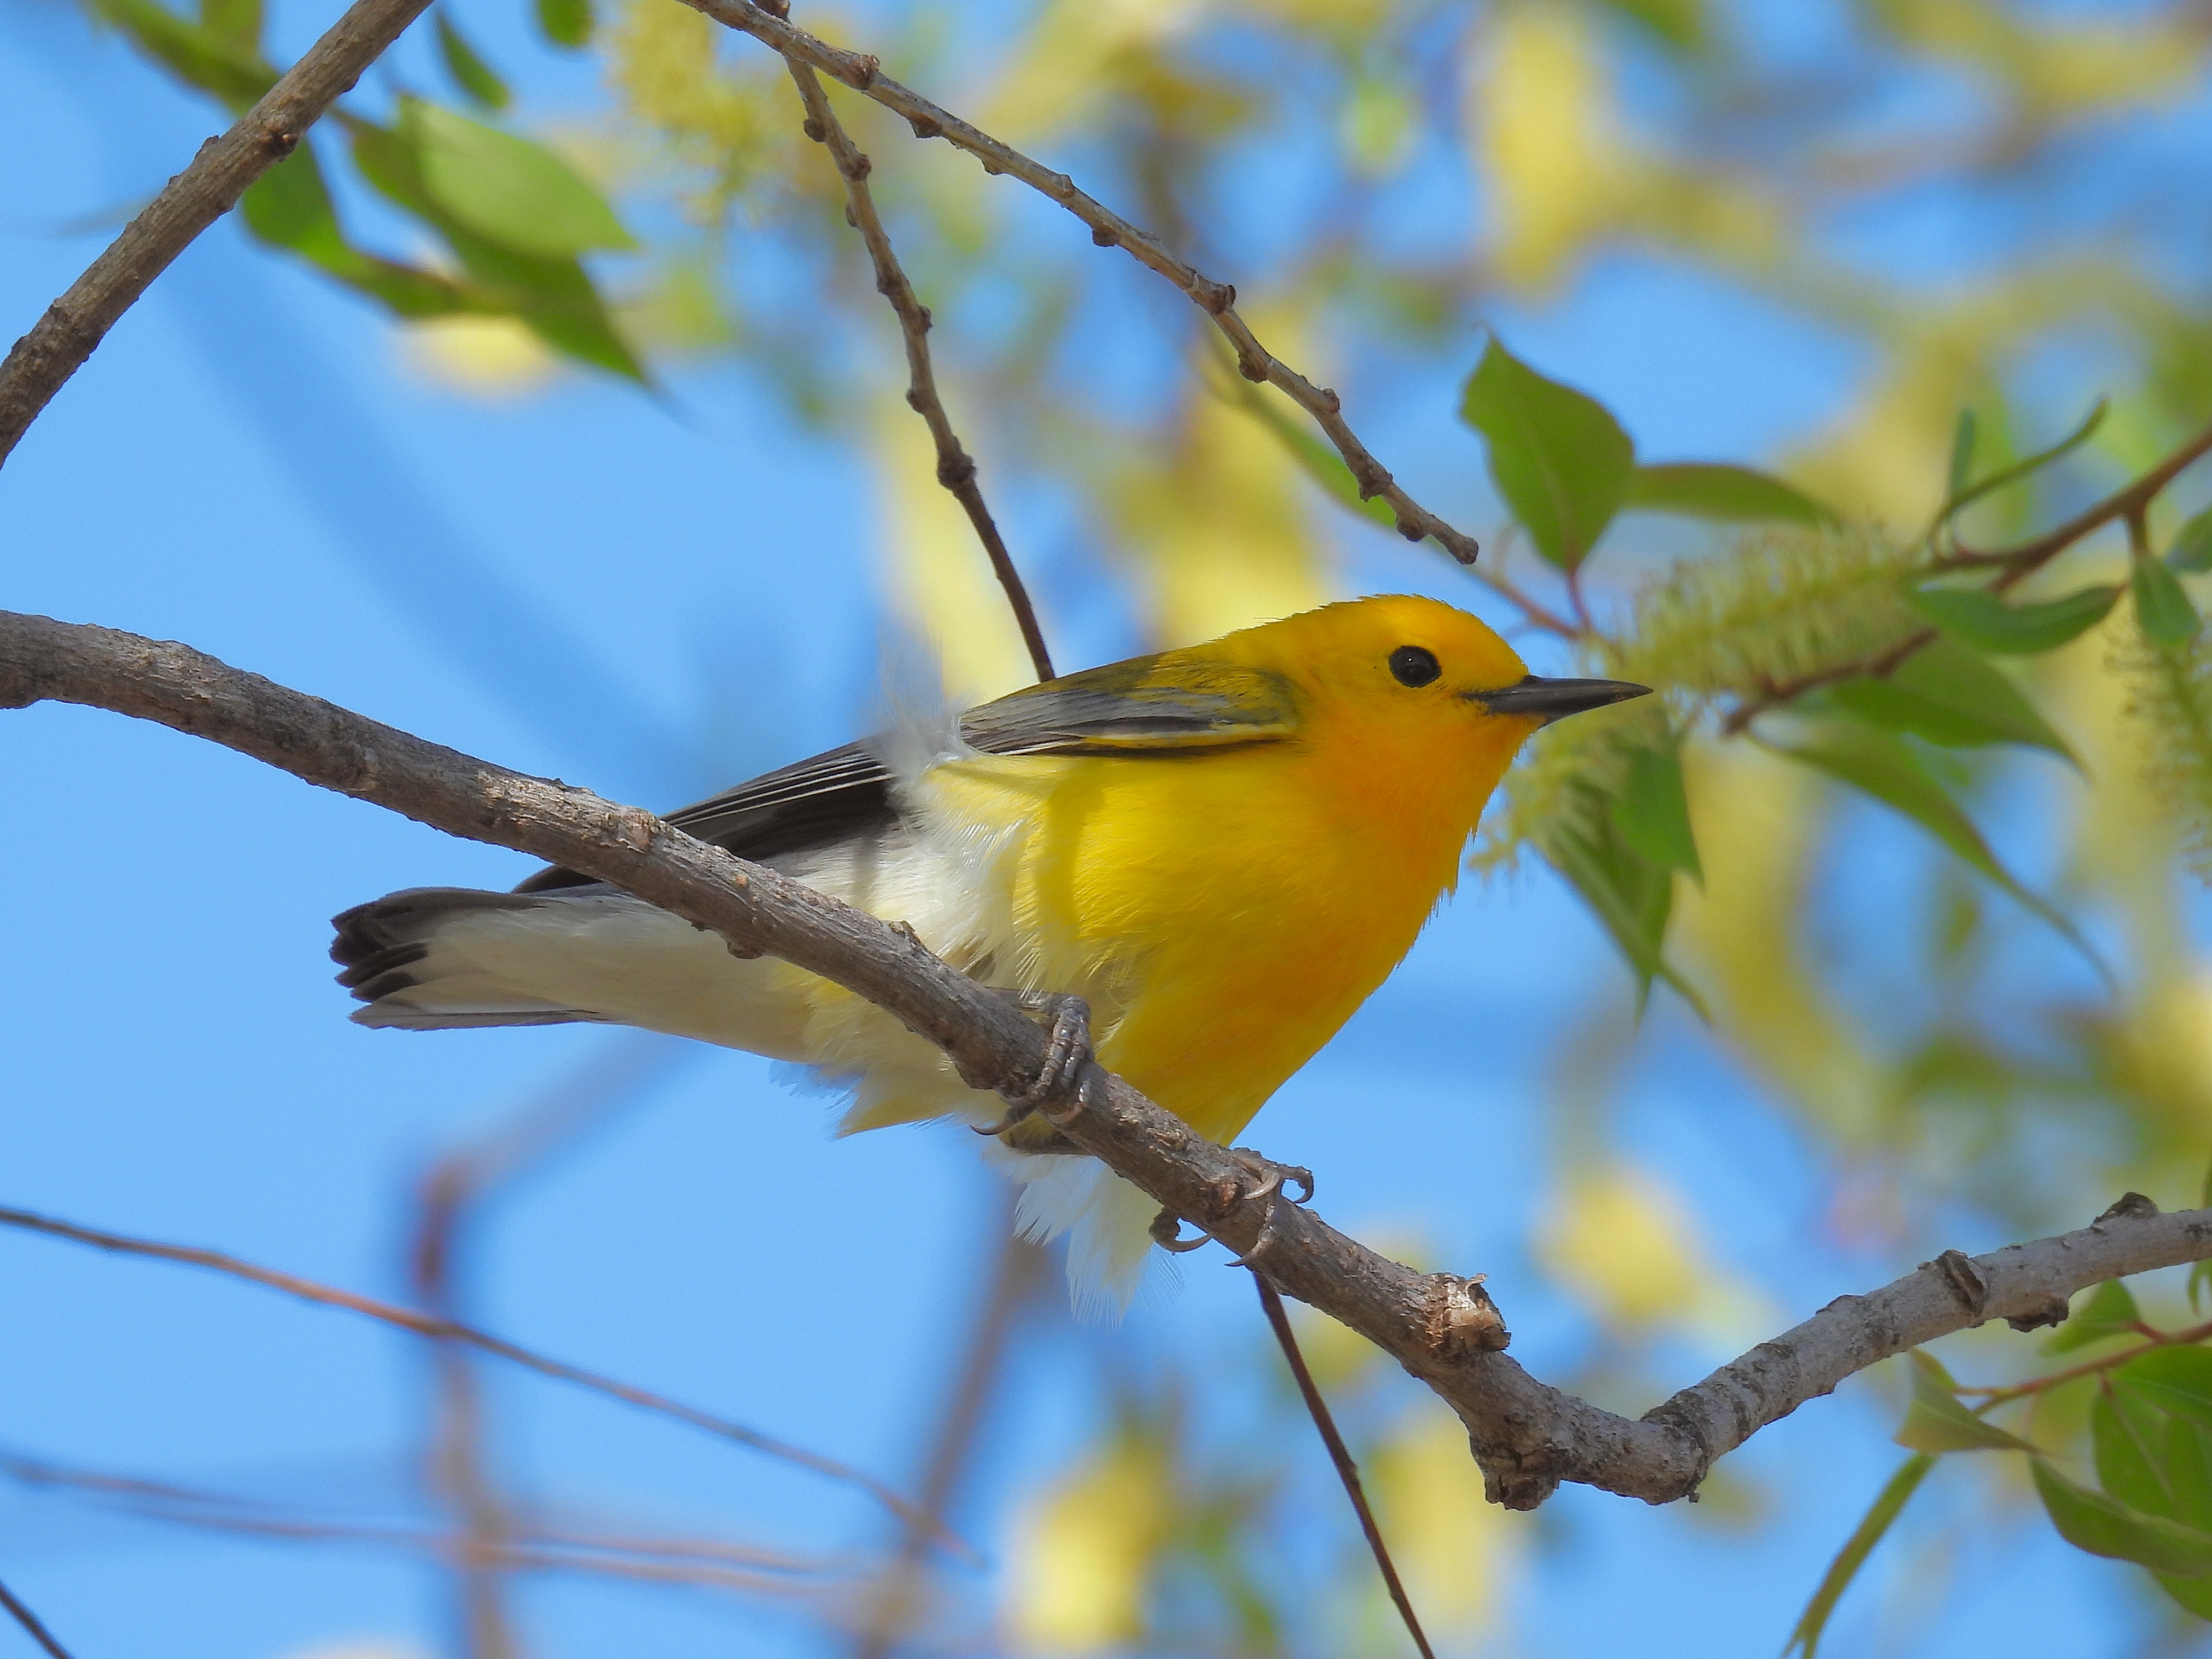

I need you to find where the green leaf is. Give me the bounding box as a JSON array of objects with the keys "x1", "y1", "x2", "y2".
[
  {"x1": 535, "y1": 0, "x2": 593, "y2": 48},
  {"x1": 400, "y1": 99, "x2": 635, "y2": 259},
  {"x1": 1623, "y1": 462, "x2": 1836, "y2": 527},
  {"x1": 349, "y1": 116, "x2": 646, "y2": 381},
  {"x1": 2034, "y1": 1458, "x2": 2212, "y2": 1579},
  {"x1": 1946, "y1": 408, "x2": 1978, "y2": 503},
  {"x1": 435, "y1": 10, "x2": 510, "y2": 111},
  {"x1": 2169, "y1": 508, "x2": 2212, "y2": 574},
  {"x1": 2095, "y1": 1385, "x2": 2181, "y2": 1517},
  {"x1": 87, "y1": 0, "x2": 275, "y2": 108},
  {"x1": 1771, "y1": 723, "x2": 2104, "y2": 976},
  {"x1": 1543, "y1": 815, "x2": 1704, "y2": 1017},
  {"x1": 1610, "y1": 741, "x2": 1701, "y2": 883},
  {"x1": 197, "y1": 0, "x2": 260, "y2": 54},
  {"x1": 1460, "y1": 336, "x2": 1635, "y2": 572},
  {"x1": 1904, "y1": 582, "x2": 2121, "y2": 655},
  {"x1": 241, "y1": 142, "x2": 471, "y2": 318},
  {"x1": 1783, "y1": 1453, "x2": 1936, "y2": 1658},
  {"x1": 2133, "y1": 553, "x2": 2203, "y2": 649},
  {"x1": 1895, "y1": 1351, "x2": 2035, "y2": 1452},
  {"x1": 1939, "y1": 398, "x2": 2108, "y2": 524},
  {"x1": 1829, "y1": 636, "x2": 2074, "y2": 761},
  {"x1": 2117, "y1": 1348, "x2": 2212, "y2": 1434},
  {"x1": 2045, "y1": 1279, "x2": 2143, "y2": 1354}
]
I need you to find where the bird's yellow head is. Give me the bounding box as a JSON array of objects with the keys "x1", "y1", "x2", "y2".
[
  {"x1": 1186, "y1": 593, "x2": 1647, "y2": 801},
  {"x1": 966, "y1": 593, "x2": 1648, "y2": 852}
]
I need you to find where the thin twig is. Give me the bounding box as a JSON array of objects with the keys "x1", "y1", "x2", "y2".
[
  {"x1": 1252, "y1": 1273, "x2": 1436, "y2": 1659},
  {"x1": 850, "y1": 1214, "x2": 1044, "y2": 1659},
  {"x1": 13, "y1": 614, "x2": 2212, "y2": 1509},
  {"x1": 1958, "y1": 1319, "x2": 2212, "y2": 1407},
  {"x1": 0, "y1": 1200, "x2": 952, "y2": 1549},
  {"x1": 1937, "y1": 414, "x2": 2212, "y2": 578},
  {"x1": 0, "y1": 1444, "x2": 839, "y2": 1593},
  {"x1": 776, "y1": 39, "x2": 1054, "y2": 683},
  {"x1": 0, "y1": 1575, "x2": 74, "y2": 1659},
  {"x1": 0, "y1": 0, "x2": 437, "y2": 463},
  {"x1": 687, "y1": 0, "x2": 1480, "y2": 565}
]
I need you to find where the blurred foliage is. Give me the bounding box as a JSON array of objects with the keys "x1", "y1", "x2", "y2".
[{"x1": 79, "y1": 0, "x2": 2212, "y2": 1648}]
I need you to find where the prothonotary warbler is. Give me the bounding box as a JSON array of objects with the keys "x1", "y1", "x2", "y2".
[{"x1": 332, "y1": 594, "x2": 1647, "y2": 1303}]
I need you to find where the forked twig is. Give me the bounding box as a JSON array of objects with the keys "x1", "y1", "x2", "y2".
[
  {"x1": 0, "y1": 1574, "x2": 75, "y2": 1659},
  {"x1": 0, "y1": 1201, "x2": 955, "y2": 1551},
  {"x1": 689, "y1": 0, "x2": 1480, "y2": 565},
  {"x1": 776, "y1": 28, "x2": 1055, "y2": 683},
  {"x1": 0, "y1": 0, "x2": 438, "y2": 463},
  {"x1": 1252, "y1": 1273, "x2": 1437, "y2": 1659}
]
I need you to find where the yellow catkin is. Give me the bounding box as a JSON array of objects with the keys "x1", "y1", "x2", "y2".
[{"x1": 2111, "y1": 621, "x2": 2212, "y2": 881}]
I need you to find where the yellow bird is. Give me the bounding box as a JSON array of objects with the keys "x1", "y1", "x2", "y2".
[{"x1": 332, "y1": 595, "x2": 1645, "y2": 1302}]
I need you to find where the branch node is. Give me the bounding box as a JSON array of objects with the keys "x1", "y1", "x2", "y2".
[
  {"x1": 1236, "y1": 355, "x2": 1269, "y2": 384},
  {"x1": 2006, "y1": 1292, "x2": 2071, "y2": 1333},
  {"x1": 850, "y1": 52, "x2": 881, "y2": 88},
  {"x1": 907, "y1": 113, "x2": 942, "y2": 139},
  {"x1": 1089, "y1": 225, "x2": 1118, "y2": 248},
  {"x1": 1317, "y1": 386, "x2": 1342, "y2": 414},
  {"x1": 844, "y1": 152, "x2": 873, "y2": 181},
  {"x1": 845, "y1": 204, "x2": 859, "y2": 229},
  {"x1": 2099, "y1": 1191, "x2": 2162, "y2": 1225},
  {"x1": 1196, "y1": 280, "x2": 1236, "y2": 315},
  {"x1": 801, "y1": 116, "x2": 826, "y2": 142},
  {"x1": 1395, "y1": 517, "x2": 1424, "y2": 543},
  {"x1": 981, "y1": 160, "x2": 1003, "y2": 176},
  {"x1": 1421, "y1": 1273, "x2": 1510, "y2": 1357},
  {"x1": 1932, "y1": 1248, "x2": 1989, "y2": 1320},
  {"x1": 936, "y1": 451, "x2": 976, "y2": 488}
]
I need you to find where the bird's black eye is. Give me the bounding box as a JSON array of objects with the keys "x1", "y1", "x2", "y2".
[{"x1": 1389, "y1": 645, "x2": 1441, "y2": 687}]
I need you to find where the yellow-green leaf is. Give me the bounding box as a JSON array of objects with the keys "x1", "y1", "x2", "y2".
[
  {"x1": 1830, "y1": 636, "x2": 2073, "y2": 761},
  {"x1": 1624, "y1": 462, "x2": 1835, "y2": 527},
  {"x1": 2169, "y1": 507, "x2": 2212, "y2": 574},
  {"x1": 1895, "y1": 1352, "x2": 2034, "y2": 1453},
  {"x1": 2034, "y1": 1459, "x2": 2212, "y2": 1579},
  {"x1": 1610, "y1": 741, "x2": 1701, "y2": 883},
  {"x1": 1771, "y1": 723, "x2": 2101, "y2": 975},
  {"x1": 2045, "y1": 1279, "x2": 2142, "y2": 1354},
  {"x1": 2134, "y1": 553, "x2": 2203, "y2": 649},
  {"x1": 2117, "y1": 1348, "x2": 2212, "y2": 1433},
  {"x1": 401, "y1": 99, "x2": 635, "y2": 258},
  {"x1": 1904, "y1": 582, "x2": 2121, "y2": 655},
  {"x1": 435, "y1": 10, "x2": 510, "y2": 111},
  {"x1": 1783, "y1": 1454, "x2": 1936, "y2": 1658},
  {"x1": 536, "y1": 0, "x2": 592, "y2": 48},
  {"x1": 1460, "y1": 336, "x2": 1634, "y2": 572}
]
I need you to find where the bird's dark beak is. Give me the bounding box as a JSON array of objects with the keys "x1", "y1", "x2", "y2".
[{"x1": 1469, "y1": 675, "x2": 1652, "y2": 723}]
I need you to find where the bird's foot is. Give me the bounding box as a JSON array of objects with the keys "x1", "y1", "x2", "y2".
[
  {"x1": 1148, "y1": 1149, "x2": 1314, "y2": 1262},
  {"x1": 971, "y1": 990, "x2": 1093, "y2": 1140}
]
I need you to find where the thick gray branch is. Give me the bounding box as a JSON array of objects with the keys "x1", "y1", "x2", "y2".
[
  {"x1": 0, "y1": 0, "x2": 435, "y2": 465},
  {"x1": 690, "y1": 0, "x2": 1481, "y2": 566},
  {"x1": 5, "y1": 610, "x2": 2206, "y2": 1508}
]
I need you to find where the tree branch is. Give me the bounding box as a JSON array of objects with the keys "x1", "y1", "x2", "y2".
[
  {"x1": 0, "y1": 1195, "x2": 945, "y2": 1544},
  {"x1": 779, "y1": 46, "x2": 1054, "y2": 683},
  {"x1": 690, "y1": 0, "x2": 1481, "y2": 566},
  {"x1": 0, "y1": 0, "x2": 437, "y2": 466},
  {"x1": 7, "y1": 612, "x2": 2211, "y2": 1509},
  {"x1": 0, "y1": 1574, "x2": 74, "y2": 1659}
]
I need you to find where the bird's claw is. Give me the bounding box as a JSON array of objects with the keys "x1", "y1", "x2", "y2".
[
  {"x1": 971, "y1": 990, "x2": 1093, "y2": 1139},
  {"x1": 1147, "y1": 1150, "x2": 1315, "y2": 1263}
]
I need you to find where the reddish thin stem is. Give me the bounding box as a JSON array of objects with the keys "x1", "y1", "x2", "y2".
[{"x1": 1252, "y1": 1272, "x2": 1437, "y2": 1659}]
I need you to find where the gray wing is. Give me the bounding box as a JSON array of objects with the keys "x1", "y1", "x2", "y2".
[{"x1": 512, "y1": 655, "x2": 1297, "y2": 893}]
